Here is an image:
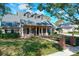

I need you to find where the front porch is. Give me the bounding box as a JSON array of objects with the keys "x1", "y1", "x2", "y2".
[{"x1": 20, "y1": 25, "x2": 52, "y2": 38}]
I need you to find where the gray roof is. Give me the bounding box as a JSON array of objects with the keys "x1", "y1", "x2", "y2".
[
  {"x1": 1, "y1": 22, "x2": 20, "y2": 27},
  {"x1": 1, "y1": 19, "x2": 53, "y2": 27},
  {"x1": 1, "y1": 12, "x2": 52, "y2": 27},
  {"x1": 20, "y1": 19, "x2": 52, "y2": 26}
]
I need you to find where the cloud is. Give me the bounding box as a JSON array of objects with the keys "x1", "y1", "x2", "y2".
[{"x1": 18, "y1": 4, "x2": 30, "y2": 10}]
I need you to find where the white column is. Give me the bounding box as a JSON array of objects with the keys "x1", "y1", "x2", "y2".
[
  {"x1": 45, "y1": 27, "x2": 48, "y2": 36},
  {"x1": 41, "y1": 27, "x2": 43, "y2": 36},
  {"x1": 36, "y1": 27, "x2": 37, "y2": 36},
  {"x1": 2, "y1": 29, "x2": 5, "y2": 34},
  {"x1": 50, "y1": 28, "x2": 52, "y2": 35},
  {"x1": 29, "y1": 27, "x2": 31, "y2": 36},
  {"x1": 24, "y1": 27, "x2": 27, "y2": 38},
  {"x1": 19, "y1": 29, "x2": 21, "y2": 36}
]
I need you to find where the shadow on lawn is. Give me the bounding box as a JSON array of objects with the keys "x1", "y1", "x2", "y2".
[{"x1": 52, "y1": 43, "x2": 63, "y2": 51}]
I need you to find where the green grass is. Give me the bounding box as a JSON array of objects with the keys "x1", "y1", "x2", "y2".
[
  {"x1": 68, "y1": 32, "x2": 79, "y2": 34},
  {"x1": 0, "y1": 37, "x2": 62, "y2": 56},
  {"x1": 72, "y1": 52, "x2": 79, "y2": 56}
]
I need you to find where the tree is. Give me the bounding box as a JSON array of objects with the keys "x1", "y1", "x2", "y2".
[
  {"x1": 0, "y1": 3, "x2": 11, "y2": 16},
  {"x1": 37, "y1": 3, "x2": 79, "y2": 24},
  {"x1": 54, "y1": 19, "x2": 64, "y2": 26}
]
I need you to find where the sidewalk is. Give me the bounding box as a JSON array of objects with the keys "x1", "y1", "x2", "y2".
[{"x1": 47, "y1": 46, "x2": 79, "y2": 56}]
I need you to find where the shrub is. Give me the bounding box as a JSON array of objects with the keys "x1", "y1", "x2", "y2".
[
  {"x1": 0, "y1": 50, "x2": 2, "y2": 56},
  {"x1": 0, "y1": 33, "x2": 20, "y2": 39},
  {"x1": 52, "y1": 43, "x2": 63, "y2": 51},
  {"x1": 0, "y1": 30, "x2": 2, "y2": 34},
  {"x1": 22, "y1": 36, "x2": 59, "y2": 56},
  {"x1": 22, "y1": 40, "x2": 42, "y2": 56}
]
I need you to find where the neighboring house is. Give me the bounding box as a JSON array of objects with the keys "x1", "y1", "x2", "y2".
[
  {"x1": 59, "y1": 23, "x2": 78, "y2": 33},
  {"x1": 1, "y1": 12, "x2": 53, "y2": 38}
]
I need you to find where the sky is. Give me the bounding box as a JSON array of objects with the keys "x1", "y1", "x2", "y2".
[{"x1": 5, "y1": 3, "x2": 58, "y2": 23}]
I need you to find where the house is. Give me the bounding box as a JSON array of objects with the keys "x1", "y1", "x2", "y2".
[
  {"x1": 1, "y1": 12, "x2": 53, "y2": 38},
  {"x1": 59, "y1": 23, "x2": 78, "y2": 33}
]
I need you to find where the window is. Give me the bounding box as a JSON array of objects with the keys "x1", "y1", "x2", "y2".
[
  {"x1": 6, "y1": 29, "x2": 11, "y2": 33},
  {"x1": 27, "y1": 28, "x2": 29, "y2": 34},
  {"x1": 38, "y1": 16, "x2": 40, "y2": 18},
  {"x1": 35, "y1": 15, "x2": 37, "y2": 19},
  {"x1": 11, "y1": 29, "x2": 14, "y2": 33}
]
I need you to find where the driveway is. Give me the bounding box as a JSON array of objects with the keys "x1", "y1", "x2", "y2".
[{"x1": 47, "y1": 46, "x2": 79, "y2": 56}]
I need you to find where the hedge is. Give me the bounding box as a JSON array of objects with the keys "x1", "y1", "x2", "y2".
[{"x1": 0, "y1": 33, "x2": 20, "y2": 39}]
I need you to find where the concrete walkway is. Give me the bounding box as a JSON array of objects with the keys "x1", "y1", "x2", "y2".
[{"x1": 47, "y1": 46, "x2": 79, "y2": 56}]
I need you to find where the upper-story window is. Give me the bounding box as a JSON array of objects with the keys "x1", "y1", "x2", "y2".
[
  {"x1": 40, "y1": 14, "x2": 43, "y2": 20},
  {"x1": 34, "y1": 13, "x2": 37, "y2": 19},
  {"x1": 24, "y1": 12, "x2": 31, "y2": 18},
  {"x1": 37, "y1": 15, "x2": 40, "y2": 18},
  {"x1": 31, "y1": 14, "x2": 34, "y2": 17}
]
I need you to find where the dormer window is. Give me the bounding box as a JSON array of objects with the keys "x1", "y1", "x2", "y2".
[
  {"x1": 37, "y1": 16, "x2": 40, "y2": 18},
  {"x1": 31, "y1": 15, "x2": 34, "y2": 17},
  {"x1": 33, "y1": 13, "x2": 38, "y2": 19},
  {"x1": 24, "y1": 12, "x2": 31, "y2": 18},
  {"x1": 35, "y1": 15, "x2": 37, "y2": 19},
  {"x1": 40, "y1": 14, "x2": 43, "y2": 19}
]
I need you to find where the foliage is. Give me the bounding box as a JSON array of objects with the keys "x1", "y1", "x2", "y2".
[
  {"x1": 22, "y1": 36, "x2": 61, "y2": 56},
  {"x1": 72, "y1": 52, "x2": 79, "y2": 56},
  {"x1": 0, "y1": 3, "x2": 11, "y2": 16},
  {"x1": 37, "y1": 3, "x2": 79, "y2": 24},
  {"x1": 0, "y1": 36, "x2": 62, "y2": 56},
  {"x1": 56, "y1": 28, "x2": 62, "y2": 33},
  {"x1": 65, "y1": 35, "x2": 79, "y2": 46},
  {"x1": 0, "y1": 33, "x2": 20, "y2": 39},
  {"x1": 51, "y1": 33, "x2": 63, "y2": 41},
  {"x1": 52, "y1": 43, "x2": 63, "y2": 51},
  {"x1": 54, "y1": 19, "x2": 64, "y2": 26},
  {"x1": 68, "y1": 31, "x2": 79, "y2": 34}
]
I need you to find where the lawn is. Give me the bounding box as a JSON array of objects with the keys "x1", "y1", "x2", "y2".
[
  {"x1": 0, "y1": 37, "x2": 62, "y2": 56},
  {"x1": 68, "y1": 31, "x2": 79, "y2": 35},
  {"x1": 72, "y1": 52, "x2": 79, "y2": 56}
]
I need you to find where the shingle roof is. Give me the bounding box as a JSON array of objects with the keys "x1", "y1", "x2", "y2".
[
  {"x1": 1, "y1": 22, "x2": 20, "y2": 27},
  {"x1": 1, "y1": 19, "x2": 52, "y2": 27},
  {"x1": 20, "y1": 19, "x2": 52, "y2": 26},
  {"x1": 2, "y1": 12, "x2": 52, "y2": 27}
]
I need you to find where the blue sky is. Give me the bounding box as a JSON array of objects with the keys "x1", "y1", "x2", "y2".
[{"x1": 5, "y1": 3, "x2": 58, "y2": 23}]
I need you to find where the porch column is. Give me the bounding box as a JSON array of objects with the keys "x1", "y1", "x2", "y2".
[
  {"x1": 21, "y1": 27, "x2": 24, "y2": 38},
  {"x1": 41, "y1": 27, "x2": 43, "y2": 36},
  {"x1": 45, "y1": 27, "x2": 48, "y2": 36},
  {"x1": 25, "y1": 27, "x2": 27, "y2": 37},
  {"x1": 36, "y1": 27, "x2": 37, "y2": 36},
  {"x1": 2, "y1": 29, "x2": 5, "y2": 34},
  {"x1": 29, "y1": 27, "x2": 31, "y2": 35},
  {"x1": 50, "y1": 28, "x2": 52, "y2": 35}
]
